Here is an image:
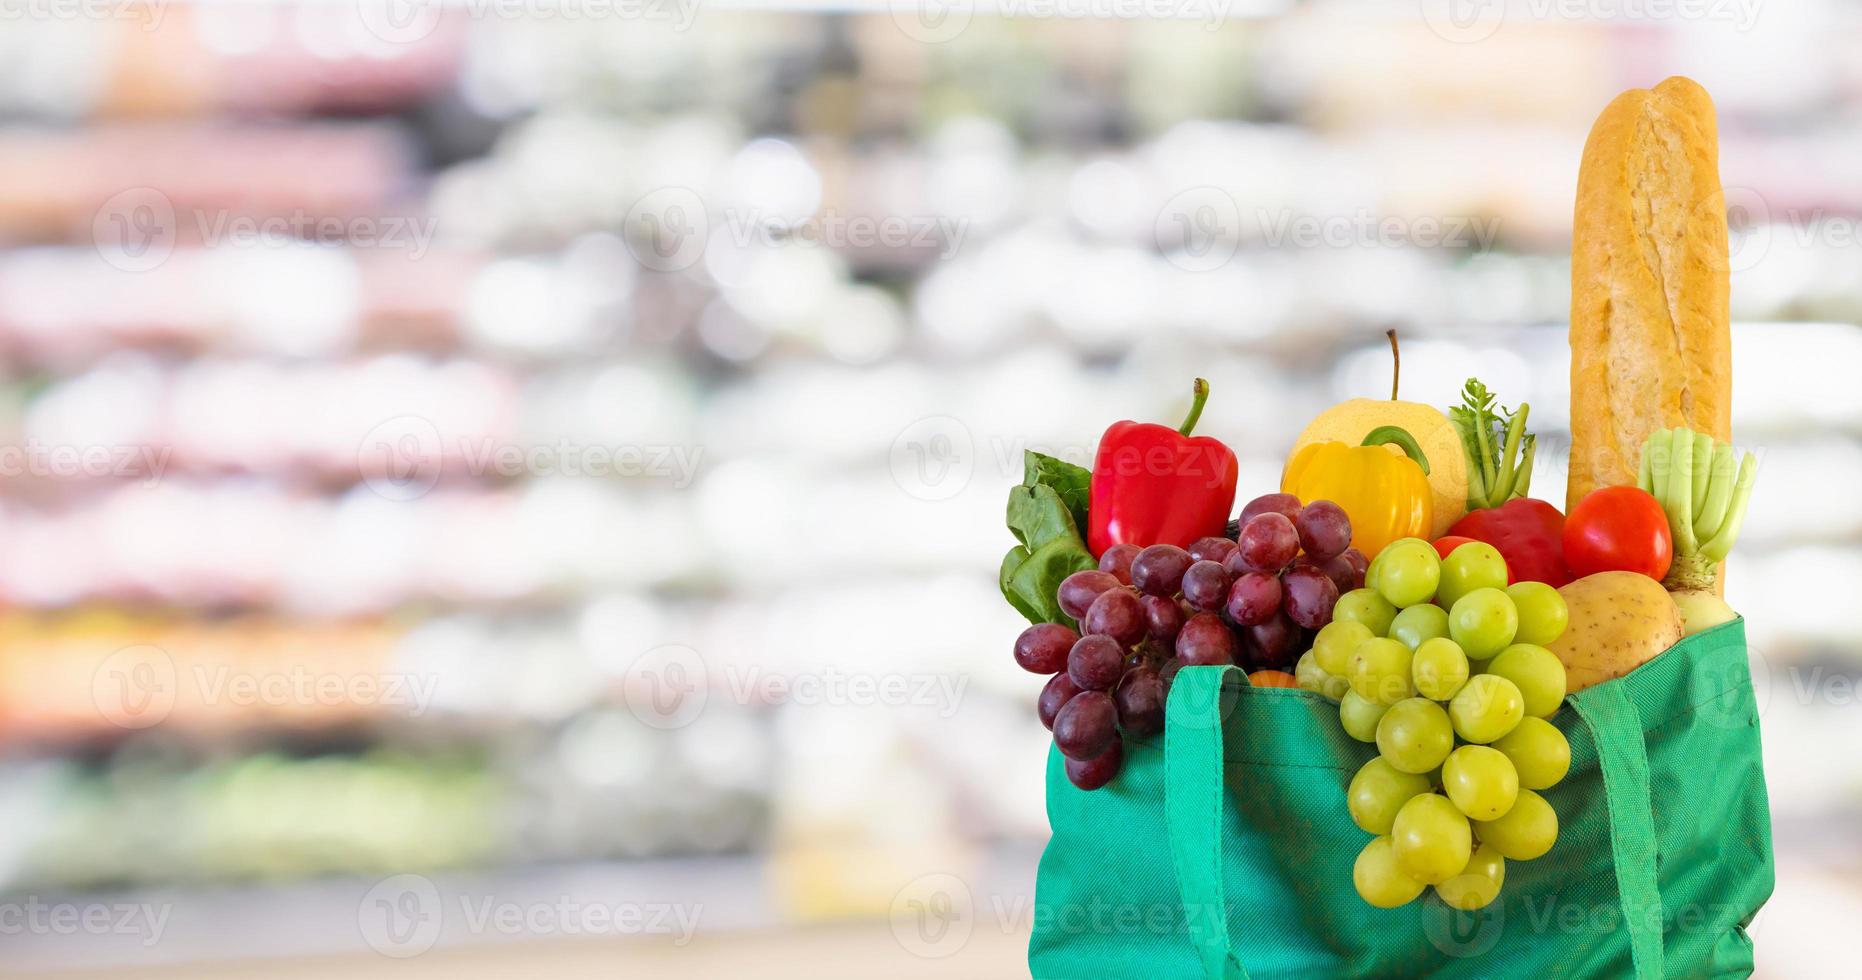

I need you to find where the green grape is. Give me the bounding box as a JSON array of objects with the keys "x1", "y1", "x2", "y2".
[
  {"x1": 1348, "y1": 638, "x2": 1415, "y2": 705},
  {"x1": 1294, "y1": 651, "x2": 1328, "y2": 692},
  {"x1": 1441, "y1": 744, "x2": 1519, "y2": 820},
  {"x1": 1473, "y1": 788, "x2": 1558, "y2": 860},
  {"x1": 1411, "y1": 636, "x2": 1470, "y2": 701},
  {"x1": 1314, "y1": 620, "x2": 1375, "y2": 676},
  {"x1": 1485, "y1": 643, "x2": 1567, "y2": 718},
  {"x1": 1506, "y1": 581, "x2": 1570, "y2": 646},
  {"x1": 1354, "y1": 835, "x2": 1427, "y2": 908},
  {"x1": 1339, "y1": 690, "x2": 1391, "y2": 742},
  {"x1": 1334, "y1": 588, "x2": 1397, "y2": 636},
  {"x1": 1435, "y1": 843, "x2": 1506, "y2": 911},
  {"x1": 1389, "y1": 603, "x2": 1450, "y2": 651},
  {"x1": 1373, "y1": 538, "x2": 1441, "y2": 608},
  {"x1": 1347, "y1": 757, "x2": 1431, "y2": 834},
  {"x1": 1492, "y1": 717, "x2": 1570, "y2": 789},
  {"x1": 1448, "y1": 674, "x2": 1524, "y2": 744},
  {"x1": 1437, "y1": 541, "x2": 1508, "y2": 610},
  {"x1": 1391, "y1": 793, "x2": 1472, "y2": 885},
  {"x1": 1448, "y1": 587, "x2": 1518, "y2": 660},
  {"x1": 1376, "y1": 697, "x2": 1453, "y2": 773}
]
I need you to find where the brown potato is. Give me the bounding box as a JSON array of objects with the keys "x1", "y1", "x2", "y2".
[{"x1": 1547, "y1": 572, "x2": 1684, "y2": 693}]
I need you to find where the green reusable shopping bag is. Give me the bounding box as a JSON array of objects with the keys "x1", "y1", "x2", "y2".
[{"x1": 1029, "y1": 618, "x2": 1773, "y2": 979}]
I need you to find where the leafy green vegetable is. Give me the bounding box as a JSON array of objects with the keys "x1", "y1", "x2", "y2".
[
  {"x1": 1000, "y1": 452, "x2": 1097, "y2": 627},
  {"x1": 1022, "y1": 451, "x2": 1091, "y2": 531},
  {"x1": 1451, "y1": 379, "x2": 1536, "y2": 511}
]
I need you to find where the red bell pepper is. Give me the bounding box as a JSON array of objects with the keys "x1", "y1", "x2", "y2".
[
  {"x1": 1088, "y1": 379, "x2": 1238, "y2": 557},
  {"x1": 1446, "y1": 497, "x2": 1572, "y2": 587}
]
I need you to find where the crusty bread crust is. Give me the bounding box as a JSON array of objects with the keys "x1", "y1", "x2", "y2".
[{"x1": 1568, "y1": 76, "x2": 1732, "y2": 513}]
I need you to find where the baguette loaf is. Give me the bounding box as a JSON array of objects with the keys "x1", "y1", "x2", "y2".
[{"x1": 1568, "y1": 76, "x2": 1732, "y2": 513}]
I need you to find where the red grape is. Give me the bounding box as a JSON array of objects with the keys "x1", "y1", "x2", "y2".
[
  {"x1": 1236, "y1": 513, "x2": 1299, "y2": 572},
  {"x1": 1141, "y1": 594, "x2": 1187, "y2": 644},
  {"x1": 1065, "y1": 739, "x2": 1123, "y2": 790},
  {"x1": 1067, "y1": 634, "x2": 1126, "y2": 691},
  {"x1": 1084, "y1": 588, "x2": 1146, "y2": 647},
  {"x1": 1224, "y1": 571, "x2": 1282, "y2": 627},
  {"x1": 1181, "y1": 560, "x2": 1231, "y2": 613},
  {"x1": 1057, "y1": 570, "x2": 1121, "y2": 621},
  {"x1": 1038, "y1": 672, "x2": 1082, "y2": 730},
  {"x1": 1189, "y1": 536, "x2": 1237, "y2": 565},
  {"x1": 1296, "y1": 552, "x2": 1362, "y2": 594},
  {"x1": 1280, "y1": 564, "x2": 1339, "y2": 630},
  {"x1": 1054, "y1": 691, "x2": 1117, "y2": 761},
  {"x1": 1131, "y1": 544, "x2": 1193, "y2": 597},
  {"x1": 1013, "y1": 623, "x2": 1079, "y2": 674},
  {"x1": 1097, "y1": 543, "x2": 1140, "y2": 585},
  {"x1": 1295, "y1": 500, "x2": 1352, "y2": 561},
  {"x1": 1175, "y1": 612, "x2": 1237, "y2": 666},
  {"x1": 1245, "y1": 612, "x2": 1301, "y2": 669},
  {"x1": 1240, "y1": 492, "x2": 1303, "y2": 526},
  {"x1": 1114, "y1": 668, "x2": 1165, "y2": 736},
  {"x1": 1158, "y1": 658, "x2": 1184, "y2": 696},
  {"x1": 1338, "y1": 548, "x2": 1369, "y2": 589}
]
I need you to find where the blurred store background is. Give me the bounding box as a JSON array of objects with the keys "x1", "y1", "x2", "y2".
[{"x1": 0, "y1": 1, "x2": 1858, "y2": 976}]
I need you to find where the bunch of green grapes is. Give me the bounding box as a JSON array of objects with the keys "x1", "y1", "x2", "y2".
[{"x1": 1293, "y1": 538, "x2": 1573, "y2": 911}]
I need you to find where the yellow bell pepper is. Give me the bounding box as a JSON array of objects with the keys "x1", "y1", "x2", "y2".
[{"x1": 1281, "y1": 426, "x2": 1433, "y2": 559}]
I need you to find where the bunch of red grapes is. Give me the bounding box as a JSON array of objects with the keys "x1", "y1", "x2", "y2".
[{"x1": 1013, "y1": 493, "x2": 1366, "y2": 790}]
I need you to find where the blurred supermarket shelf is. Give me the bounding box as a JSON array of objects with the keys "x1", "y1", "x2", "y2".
[{"x1": 0, "y1": 0, "x2": 1860, "y2": 941}]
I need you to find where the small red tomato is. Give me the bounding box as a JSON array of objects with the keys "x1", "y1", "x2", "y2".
[
  {"x1": 1563, "y1": 486, "x2": 1673, "y2": 580},
  {"x1": 1247, "y1": 669, "x2": 1300, "y2": 689},
  {"x1": 1431, "y1": 536, "x2": 1477, "y2": 561}
]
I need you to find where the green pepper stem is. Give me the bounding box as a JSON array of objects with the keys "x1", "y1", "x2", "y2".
[
  {"x1": 1386, "y1": 329, "x2": 1401, "y2": 400},
  {"x1": 1361, "y1": 425, "x2": 1432, "y2": 476},
  {"x1": 1177, "y1": 378, "x2": 1210, "y2": 436}
]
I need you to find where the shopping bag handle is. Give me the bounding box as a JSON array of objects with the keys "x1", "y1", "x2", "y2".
[
  {"x1": 1567, "y1": 681, "x2": 1666, "y2": 980},
  {"x1": 1165, "y1": 664, "x2": 1666, "y2": 980},
  {"x1": 1164, "y1": 664, "x2": 1251, "y2": 980}
]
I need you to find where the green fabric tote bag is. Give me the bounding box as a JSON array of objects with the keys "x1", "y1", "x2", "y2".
[{"x1": 1029, "y1": 618, "x2": 1773, "y2": 979}]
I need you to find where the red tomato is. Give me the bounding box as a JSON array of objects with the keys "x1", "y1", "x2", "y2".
[
  {"x1": 1563, "y1": 486, "x2": 1673, "y2": 580},
  {"x1": 1431, "y1": 536, "x2": 1477, "y2": 561},
  {"x1": 1247, "y1": 670, "x2": 1299, "y2": 689}
]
